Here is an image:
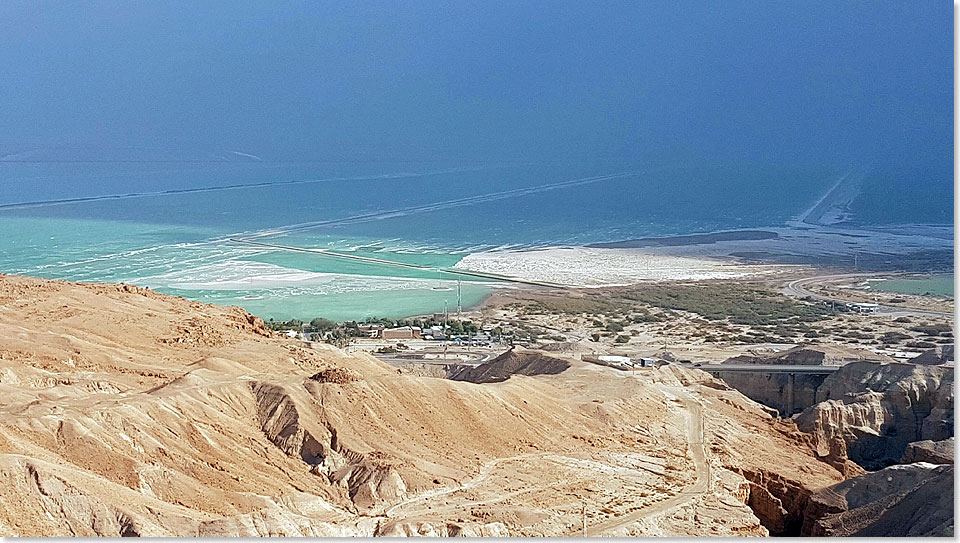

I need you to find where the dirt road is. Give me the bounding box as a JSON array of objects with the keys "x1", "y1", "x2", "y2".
[
  {"x1": 382, "y1": 453, "x2": 542, "y2": 519},
  {"x1": 583, "y1": 393, "x2": 709, "y2": 536}
]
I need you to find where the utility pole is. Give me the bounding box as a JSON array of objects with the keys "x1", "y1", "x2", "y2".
[{"x1": 457, "y1": 279, "x2": 462, "y2": 320}]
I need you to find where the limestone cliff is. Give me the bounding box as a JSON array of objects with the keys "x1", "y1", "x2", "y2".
[{"x1": 794, "y1": 361, "x2": 954, "y2": 469}]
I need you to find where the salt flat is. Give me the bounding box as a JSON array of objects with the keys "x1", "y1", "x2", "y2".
[{"x1": 455, "y1": 247, "x2": 778, "y2": 287}]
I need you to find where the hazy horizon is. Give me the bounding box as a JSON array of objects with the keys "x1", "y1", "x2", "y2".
[{"x1": 0, "y1": 2, "x2": 952, "y2": 167}]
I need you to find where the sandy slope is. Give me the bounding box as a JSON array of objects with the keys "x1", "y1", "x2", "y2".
[{"x1": 0, "y1": 274, "x2": 843, "y2": 536}]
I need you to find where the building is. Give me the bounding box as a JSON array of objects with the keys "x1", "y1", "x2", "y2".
[
  {"x1": 638, "y1": 357, "x2": 657, "y2": 367},
  {"x1": 381, "y1": 326, "x2": 422, "y2": 340},
  {"x1": 359, "y1": 324, "x2": 385, "y2": 338},
  {"x1": 846, "y1": 302, "x2": 879, "y2": 314},
  {"x1": 599, "y1": 355, "x2": 632, "y2": 364},
  {"x1": 423, "y1": 326, "x2": 446, "y2": 340}
]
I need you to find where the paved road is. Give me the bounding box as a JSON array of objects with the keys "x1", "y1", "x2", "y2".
[
  {"x1": 783, "y1": 273, "x2": 953, "y2": 319},
  {"x1": 694, "y1": 364, "x2": 839, "y2": 375},
  {"x1": 584, "y1": 393, "x2": 708, "y2": 536}
]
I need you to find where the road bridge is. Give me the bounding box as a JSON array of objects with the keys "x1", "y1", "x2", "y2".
[
  {"x1": 695, "y1": 363, "x2": 841, "y2": 415},
  {"x1": 693, "y1": 364, "x2": 840, "y2": 375}
]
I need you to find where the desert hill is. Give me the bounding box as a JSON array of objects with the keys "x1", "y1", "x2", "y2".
[
  {"x1": 0, "y1": 274, "x2": 846, "y2": 536},
  {"x1": 447, "y1": 348, "x2": 570, "y2": 383}
]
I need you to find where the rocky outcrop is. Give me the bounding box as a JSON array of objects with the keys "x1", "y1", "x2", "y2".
[
  {"x1": 900, "y1": 438, "x2": 954, "y2": 464},
  {"x1": 448, "y1": 348, "x2": 570, "y2": 383},
  {"x1": 802, "y1": 463, "x2": 953, "y2": 537},
  {"x1": 734, "y1": 468, "x2": 814, "y2": 535},
  {"x1": 252, "y1": 382, "x2": 329, "y2": 464},
  {"x1": 794, "y1": 361, "x2": 953, "y2": 469},
  {"x1": 252, "y1": 381, "x2": 407, "y2": 510},
  {"x1": 723, "y1": 345, "x2": 890, "y2": 366},
  {"x1": 375, "y1": 521, "x2": 509, "y2": 537},
  {"x1": 910, "y1": 344, "x2": 954, "y2": 365}
]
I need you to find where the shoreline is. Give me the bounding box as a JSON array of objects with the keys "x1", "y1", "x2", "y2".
[
  {"x1": 243, "y1": 223, "x2": 954, "y2": 322},
  {"x1": 451, "y1": 223, "x2": 953, "y2": 291},
  {"x1": 14, "y1": 222, "x2": 950, "y2": 324},
  {"x1": 585, "y1": 229, "x2": 779, "y2": 249}
]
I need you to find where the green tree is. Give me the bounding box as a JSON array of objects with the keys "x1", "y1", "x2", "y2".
[{"x1": 310, "y1": 317, "x2": 335, "y2": 331}]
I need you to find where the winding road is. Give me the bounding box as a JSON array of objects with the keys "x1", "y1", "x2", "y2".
[
  {"x1": 783, "y1": 273, "x2": 953, "y2": 319},
  {"x1": 583, "y1": 393, "x2": 709, "y2": 536},
  {"x1": 378, "y1": 382, "x2": 711, "y2": 536},
  {"x1": 382, "y1": 453, "x2": 544, "y2": 519}
]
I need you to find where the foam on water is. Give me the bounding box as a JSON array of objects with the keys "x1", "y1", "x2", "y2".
[
  {"x1": 0, "y1": 162, "x2": 853, "y2": 320},
  {"x1": 135, "y1": 260, "x2": 457, "y2": 293}
]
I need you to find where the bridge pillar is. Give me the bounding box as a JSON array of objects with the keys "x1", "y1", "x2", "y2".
[{"x1": 785, "y1": 373, "x2": 796, "y2": 416}]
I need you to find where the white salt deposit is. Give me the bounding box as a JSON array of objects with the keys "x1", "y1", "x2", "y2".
[{"x1": 454, "y1": 247, "x2": 776, "y2": 287}]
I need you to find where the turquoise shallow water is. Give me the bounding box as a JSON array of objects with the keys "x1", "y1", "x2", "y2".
[
  {"x1": 867, "y1": 276, "x2": 954, "y2": 297},
  {"x1": 0, "y1": 162, "x2": 843, "y2": 320}
]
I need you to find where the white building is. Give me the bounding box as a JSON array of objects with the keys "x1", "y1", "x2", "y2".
[{"x1": 846, "y1": 302, "x2": 879, "y2": 313}]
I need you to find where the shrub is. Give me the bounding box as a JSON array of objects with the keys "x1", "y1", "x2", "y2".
[
  {"x1": 619, "y1": 284, "x2": 830, "y2": 325},
  {"x1": 879, "y1": 332, "x2": 911, "y2": 344},
  {"x1": 910, "y1": 323, "x2": 953, "y2": 336}
]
